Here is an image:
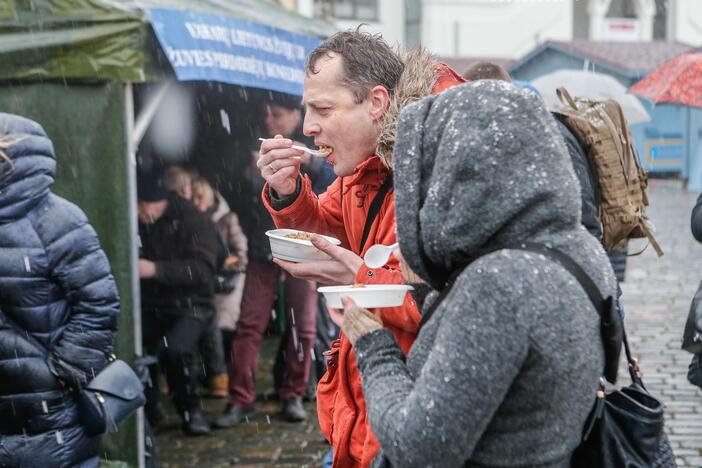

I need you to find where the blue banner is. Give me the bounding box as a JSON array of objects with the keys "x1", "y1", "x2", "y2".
[{"x1": 148, "y1": 8, "x2": 322, "y2": 96}]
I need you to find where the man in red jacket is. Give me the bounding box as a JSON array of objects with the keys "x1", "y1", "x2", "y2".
[{"x1": 257, "y1": 31, "x2": 464, "y2": 467}]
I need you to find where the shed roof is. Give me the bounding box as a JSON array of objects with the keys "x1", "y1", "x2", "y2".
[{"x1": 509, "y1": 40, "x2": 696, "y2": 78}]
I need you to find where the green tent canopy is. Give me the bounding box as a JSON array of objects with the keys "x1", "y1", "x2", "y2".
[
  {"x1": 0, "y1": 2, "x2": 335, "y2": 467},
  {"x1": 0, "y1": 0, "x2": 335, "y2": 83}
]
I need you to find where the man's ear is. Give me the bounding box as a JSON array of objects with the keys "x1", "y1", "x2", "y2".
[{"x1": 368, "y1": 85, "x2": 391, "y2": 122}]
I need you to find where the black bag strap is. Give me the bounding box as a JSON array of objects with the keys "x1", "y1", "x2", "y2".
[
  {"x1": 419, "y1": 266, "x2": 467, "y2": 328},
  {"x1": 419, "y1": 241, "x2": 624, "y2": 383},
  {"x1": 419, "y1": 242, "x2": 604, "y2": 324},
  {"x1": 516, "y1": 243, "x2": 605, "y2": 313},
  {"x1": 359, "y1": 177, "x2": 393, "y2": 254},
  {"x1": 514, "y1": 243, "x2": 630, "y2": 385}
]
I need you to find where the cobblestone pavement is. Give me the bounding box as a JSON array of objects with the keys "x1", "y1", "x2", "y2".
[
  {"x1": 154, "y1": 335, "x2": 329, "y2": 467},
  {"x1": 155, "y1": 181, "x2": 702, "y2": 467},
  {"x1": 621, "y1": 181, "x2": 702, "y2": 467}
]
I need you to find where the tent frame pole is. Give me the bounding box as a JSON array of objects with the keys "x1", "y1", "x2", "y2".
[
  {"x1": 125, "y1": 82, "x2": 146, "y2": 468},
  {"x1": 133, "y1": 81, "x2": 171, "y2": 147}
]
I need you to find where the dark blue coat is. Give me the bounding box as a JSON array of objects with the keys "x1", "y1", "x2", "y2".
[{"x1": 0, "y1": 113, "x2": 119, "y2": 467}]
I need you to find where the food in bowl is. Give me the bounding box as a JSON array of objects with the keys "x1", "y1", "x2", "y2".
[
  {"x1": 285, "y1": 232, "x2": 313, "y2": 241},
  {"x1": 265, "y1": 229, "x2": 341, "y2": 263},
  {"x1": 318, "y1": 284, "x2": 414, "y2": 309}
]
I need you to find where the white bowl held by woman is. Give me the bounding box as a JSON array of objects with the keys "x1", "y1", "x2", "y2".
[
  {"x1": 318, "y1": 284, "x2": 414, "y2": 309},
  {"x1": 265, "y1": 229, "x2": 341, "y2": 263}
]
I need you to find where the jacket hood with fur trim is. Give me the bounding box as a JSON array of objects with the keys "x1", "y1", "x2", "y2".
[{"x1": 376, "y1": 49, "x2": 465, "y2": 169}]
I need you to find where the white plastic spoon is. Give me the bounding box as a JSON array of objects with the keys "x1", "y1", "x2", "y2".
[
  {"x1": 258, "y1": 138, "x2": 331, "y2": 157},
  {"x1": 364, "y1": 242, "x2": 399, "y2": 269}
]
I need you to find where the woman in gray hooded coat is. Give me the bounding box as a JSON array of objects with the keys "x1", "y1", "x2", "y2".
[{"x1": 338, "y1": 81, "x2": 617, "y2": 467}]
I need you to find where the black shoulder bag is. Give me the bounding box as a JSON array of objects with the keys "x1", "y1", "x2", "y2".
[
  {"x1": 0, "y1": 310, "x2": 144, "y2": 437},
  {"x1": 358, "y1": 178, "x2": 393, "y2": 254},
  {"x1": 77, "y1": 356, "x2": 147, "y2": 436},
  {"x1": 509, "y1": 244, "x2": 675, "y2": 468},
  {"x1": 414, "y1": 242, "x2": 674, "y2": 468}
]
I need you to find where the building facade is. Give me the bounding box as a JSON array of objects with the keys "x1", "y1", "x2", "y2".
[
  {"x1": 281, "y1": 0, "x2": 702, "y2": 185},
  {"x1": 283, "y1": 0, "x2": 701, "y2": 58},
  {"x1": 575, "y1": 0, "x2": 702, "y2": 45}
]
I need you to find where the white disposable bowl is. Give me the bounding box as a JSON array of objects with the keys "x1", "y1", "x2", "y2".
[
  {"x1": 265, "y1": 229, "x2": 341, "y2": 263},
  {"x1": 318, "y1": 284, "x2": 414, "y2": 309}
]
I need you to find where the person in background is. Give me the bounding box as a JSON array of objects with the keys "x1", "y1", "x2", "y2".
[
  {"x1": 511, "y1": 71, "x2": 629, "y2": 284},
  {"x1": 0, "y1": 113, "x2": 119, "y2": 467},
  {"x1": 138, "y1": 165, "x2": 220, "y2": 436},
  {"x1": 693, "y1": 194, "x2": 702, "y2": 242},
  {"x1": 688, "y1": 194, "x2": 702, "y2": 388},
  {"x1": 265, "y1": 93, "x2": 338, "y2": 402},
  {"x1": 337, "y1": 80, "x2": 615, "y2": 467},
  {"x1": 191, "y1": 177, "x2": 248, "y2": 373},
  {"x1": 163, "y1": 164, "x2": 230, "y2": 398},
  {"x1": 551, "y1": 109, "x2": 631, "y2": 288},
  {"x1": 462, "y1": 62, "x2": 603, "y2": 246},
  {"x1": 461, "y1": 65, "x2": 603, "y2": 244},
  {"x1": 509, "y1": 71, "x2": 628, "y2": 291},
  {"x1": 462, "y1": 60, "x2": 512, "y2": 82},
  {"x1": 214, "y1": 95, "x2": 320, "y2": 427},
  {"x1": 164, "y1": 165, "x2": 195, "y2": 201},
  {"x1": 261, "y1": 93, "x2": 337, "y2": 195}
]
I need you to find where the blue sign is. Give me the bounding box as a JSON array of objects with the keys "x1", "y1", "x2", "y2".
[
  {"x1": 148, "y1": 8, "x2": 322, "y2": 96},
  {"x1": 650, "y1": 143, "x2": 684, "y2": 161}
]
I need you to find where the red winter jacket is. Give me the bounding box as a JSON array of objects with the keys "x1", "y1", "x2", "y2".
[{"x1": 262, "y1": 63, "x2": 465, "y2": 467}]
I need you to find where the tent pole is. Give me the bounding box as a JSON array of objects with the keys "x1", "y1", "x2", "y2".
[
  {"x1": 133, "y1": 81, "x2": 171, "y2": 148},
  {"x1": 125, "y1": 82, "x2": 146, "y2": 468}
]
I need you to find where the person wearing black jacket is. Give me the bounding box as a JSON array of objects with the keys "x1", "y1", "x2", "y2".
[
  {"x1": 511, "y1": 78, "x2": 627, "y2": 282},
  {"x1": 687, "y1": 193, "x2": 702, "y2": 388},
  {"x1": 691, "y1": 193, "x2": 702, "y2": 242},
  {"x1": 554, "y1": 119, "x2": 602, "y2": 239},
  {"x1": 216, "y1": 95, "x2": 324, "y2": 427},
  {"x1": 138, "y1": 166, "x2": 220, "y2": 435},
  {"x1": 554, "y1": 118, "x2": 629, "y2": 283}
]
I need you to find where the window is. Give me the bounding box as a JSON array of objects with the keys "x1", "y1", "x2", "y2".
[{"x1": 320, "y1": 0, "x2": 379, "y2": 21}]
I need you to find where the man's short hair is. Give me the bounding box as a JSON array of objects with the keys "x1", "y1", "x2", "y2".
[
  {"x1": 463, "y1": 62, "x2": 512, "y2": 82},
  {"x1": 306, "y1": 29, "x2": 404, "y2": 104}
]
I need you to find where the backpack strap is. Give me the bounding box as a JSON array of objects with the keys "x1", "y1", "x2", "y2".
[
  {"x1": 630, "y1": 222, "x2": 664, "y2": 258},
  {"x1": 556, "y1": 87, "x2": 578, "y2": 110},
  {"x1": 419, "y1": 242, "x2": 623, "y2": 383},
  {"x1": 359, "y1": 177, "x2": 393, "y2": 254}
]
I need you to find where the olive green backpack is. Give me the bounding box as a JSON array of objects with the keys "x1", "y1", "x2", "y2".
[{"x1": 553, "y1": 87, "x2": 663, "y2": 257}]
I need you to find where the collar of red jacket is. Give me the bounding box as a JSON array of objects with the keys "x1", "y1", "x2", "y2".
[{"x1": 343, "y1": 155, "x2": 389, "y2": 189}]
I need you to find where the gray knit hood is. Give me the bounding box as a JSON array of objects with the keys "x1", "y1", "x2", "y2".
[{"x1": 394, "y1": 80, "x2": 582, "y2": 289}]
